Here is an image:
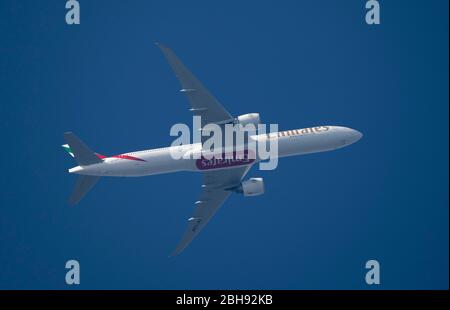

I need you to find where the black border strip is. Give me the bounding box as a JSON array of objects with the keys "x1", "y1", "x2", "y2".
[{"x1": 0, "y1": 290, "x2": 448, "y2": 303}]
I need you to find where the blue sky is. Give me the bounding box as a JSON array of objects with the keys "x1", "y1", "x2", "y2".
[{"x1": 0, "y1": 0, "x2": 448, "y2": 289}]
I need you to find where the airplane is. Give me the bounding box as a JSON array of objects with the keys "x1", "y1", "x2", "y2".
[{"x1": 62, "y1": 43, "x2": 363, "y2": 256}]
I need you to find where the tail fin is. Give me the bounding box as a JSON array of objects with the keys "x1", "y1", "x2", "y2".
[
  {"x1": 62, "y1": 144, "x2": 75, "y2": 157},
  {"x1": 68, "y1": 175, "x2": 100, "y2": 205},
  {"x1": 63, "y1": 132, "x2": 102, "y2": 166},
  {"x1": 63, "y1": 132, "x2": 102, "y2": 205}
]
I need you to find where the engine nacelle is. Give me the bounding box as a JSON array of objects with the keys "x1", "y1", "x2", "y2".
[
  {"x1": 240, "y1": 177, "x2": 264, "y2": 196},
  {"x1": 236, "y1": 113, "x2": 261, "y2": 127}
]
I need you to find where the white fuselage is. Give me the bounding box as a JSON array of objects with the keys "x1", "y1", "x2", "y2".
[{"x1": 69, "y1": 126, "x2": 362, "y2": 177}]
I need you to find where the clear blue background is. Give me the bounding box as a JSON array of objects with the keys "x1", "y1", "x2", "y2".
[{"x1": 0, "y1": 0, "x2": 448, "y2": 289}]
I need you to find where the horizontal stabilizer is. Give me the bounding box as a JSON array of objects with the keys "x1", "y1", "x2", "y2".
[{"x1": 69, "y1": 175, "x2": 100, "y2": 205}]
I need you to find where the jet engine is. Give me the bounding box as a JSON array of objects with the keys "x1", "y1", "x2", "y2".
[
  {"x1": 236, "y1": 113, "x2": 261, "y2": 127},
  {"x1": 237, "y1": 177, "x2": 265, "y2": 196}
]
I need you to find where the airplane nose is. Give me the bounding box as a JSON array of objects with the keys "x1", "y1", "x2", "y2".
[{"x1": 346, "y1": 129, "x2": 363, "y2": 144}]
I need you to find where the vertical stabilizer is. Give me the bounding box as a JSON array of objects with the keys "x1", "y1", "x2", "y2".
[
  {"x1": 63, "y1": 132, "x2": 102, "y2": 166},
  {"x1": 63, "y1": 132, "x2": 102, "y2": 205}
]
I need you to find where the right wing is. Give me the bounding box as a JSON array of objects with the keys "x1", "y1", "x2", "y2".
[
  {"x1": 171, "y1": 165, "x2": 252, "y2": 256},
  {"x1": 157, "y1": 43, "x2": 234, "y2": 127}
]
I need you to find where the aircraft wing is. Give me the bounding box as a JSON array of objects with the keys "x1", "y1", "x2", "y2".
[
  {"x1": 171, "y1": 165, "x2": 252, "y2": 256},
  {"x1": 157, "y1": 43, "x2": 234, "y2": 127}
]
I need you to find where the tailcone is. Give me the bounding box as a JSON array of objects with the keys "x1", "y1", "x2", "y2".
[{"x1": 69, "y1": 166, "x2": 83, "y2": 174}]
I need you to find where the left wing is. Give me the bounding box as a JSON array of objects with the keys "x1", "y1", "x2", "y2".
[{"x1": 171, "y1": 165, "x2": 252, "y2": 256}]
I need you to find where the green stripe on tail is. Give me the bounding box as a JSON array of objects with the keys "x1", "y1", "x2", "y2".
[{"x1": 62, "y1": 144, "x2": 75, "y2": 157}]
